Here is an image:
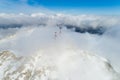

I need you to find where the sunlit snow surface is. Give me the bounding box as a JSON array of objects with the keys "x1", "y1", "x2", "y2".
[{"x1": 0, "y1": 13, "x2": 120, "y2": 80}]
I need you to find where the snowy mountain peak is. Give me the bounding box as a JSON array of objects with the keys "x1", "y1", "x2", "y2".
[{"x1": 0, "y1": 50, "x2": 119, "y2": 80}]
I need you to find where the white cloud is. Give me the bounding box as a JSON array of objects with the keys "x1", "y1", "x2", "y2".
[
  {"x1": 0, "y1": 13, "x2": 120, "y2": 73},
  {"x1": 0, "y1": 13, "x2": 119, "y2": 28}
]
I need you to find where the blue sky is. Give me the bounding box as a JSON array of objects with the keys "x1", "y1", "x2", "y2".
[
  {"x1": 0, "y1": 0, "x2": 120, "y2": 15},
  {"x1": 28, "y1": 0, "x2": 119, "y2": 7}
]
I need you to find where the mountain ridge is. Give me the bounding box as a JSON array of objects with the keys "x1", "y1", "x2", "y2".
[{"x1": 0, "y1": 50, "x2": 119, "y2": 80}]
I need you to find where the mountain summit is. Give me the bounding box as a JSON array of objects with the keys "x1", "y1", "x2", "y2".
[{"x1": 0, "y1": 49, "x2": 119, "y2": 80}]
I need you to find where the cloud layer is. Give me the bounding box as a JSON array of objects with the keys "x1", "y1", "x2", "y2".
[
  {"x1": 0, "y1": 13, "x2": 119, "y2": 35},
  {"x1": 0, "y1": 13, "x2": 120, "y2": 73}
]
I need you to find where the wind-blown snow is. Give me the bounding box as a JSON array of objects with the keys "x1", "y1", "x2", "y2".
[{"x1": 0, "y1": 13, "x2": 120, "y2": 80}]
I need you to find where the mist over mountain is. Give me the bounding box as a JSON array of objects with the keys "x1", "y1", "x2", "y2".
[{"x1": 0, "y1": 13, "x2": 120, "y2": 80}]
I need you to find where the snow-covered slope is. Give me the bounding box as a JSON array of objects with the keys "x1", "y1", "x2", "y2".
[{"x1": 0, "y1": 49, "x2": 119, "y2": 80}]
